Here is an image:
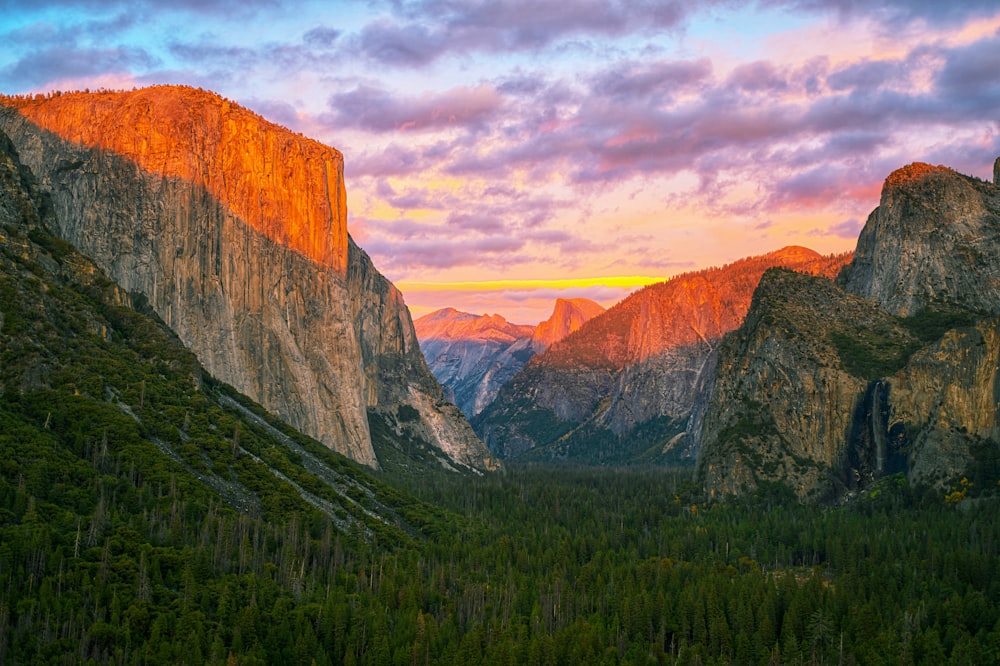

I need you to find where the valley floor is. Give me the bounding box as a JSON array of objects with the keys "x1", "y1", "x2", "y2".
[{"x1": 4, "y1": 454, "x2": 999, "y2": 665}]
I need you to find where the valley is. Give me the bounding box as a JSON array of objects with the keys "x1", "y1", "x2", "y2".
[{"x1": 0, "y1": 86, "x2": 999, "y2": 664}]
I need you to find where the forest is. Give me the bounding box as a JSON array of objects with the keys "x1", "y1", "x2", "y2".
[{"x1": 4, "y1": 424, "x2": 1000, "y2": 665}]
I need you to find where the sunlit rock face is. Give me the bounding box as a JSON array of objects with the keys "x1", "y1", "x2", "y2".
[
  {"x1": 0, "y1": 86, "x2": 492, "y2": 470},
  {"x1": 475, "y1": 247, "x2": 850, "y2": 462},
  {"x1": 697, "y1": 161, "x2": 1000, "y2": 503},
  {"x1": 530, "y1": 298, "x2": 607, "y2": 352},
  {"x1": 415, "y1": 298, "x2": 605, "y2": 419}
]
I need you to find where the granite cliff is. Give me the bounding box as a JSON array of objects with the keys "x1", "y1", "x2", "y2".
[
  {"x1": 0, "y1": 86, "x2": 493, "y2": 471},
  {"x1": 696, "y1": 161, "x2": 1000, "y2": 502},
  {"x1": 0, "y1": 126, "x2": 444, "y2": 534},
  {"x1": 414, "y1": 298, "x2": 604, "y2": 419},
  {"x1": 475, "y1": 247, "x2": 850, "y2": 463},
  {"x1": 838, "y1": 162, "x2": 1000, "y2": 316},
  {"x1": 530, "y1": 298, "x2": 607, "y2": 352}
]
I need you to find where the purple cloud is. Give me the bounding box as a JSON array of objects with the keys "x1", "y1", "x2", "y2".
[
  {"x1": 824, "y1": 218, "x2": 864, "y2": 238},
  {"x1": 326, "y1": 83, "x2": 504, "y2": 132},
  {"x1": 303, "y1": 26, "x2": 341, "y2": 47},
  {"x1": 2, "y1": 46, "x2": 158, "y2": 88},
  {"x1": 353, "y1": 19, "x2": 449, "y2": 66},
  {"x1": 726, "y1": 60, "x2": 789, "y2": 93},
  {"x1": 589, "y1": 58, "x2": 712, "y2": 101}
]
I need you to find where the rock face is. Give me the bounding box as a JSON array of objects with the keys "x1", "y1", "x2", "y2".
[
  {"x1": 694, "y1": 269, "x2": 909, "y2": 501},
  {"x1": 0, "y1": 87, "x2": 492, "y2": 470},
  {"x1": 697, "y1": 161, "x2": 1000, "y2": 502},
  {"x1": 530, "y1": 298, "x2": 607, "y2": 351},
  {"x1": 475, "y1": 247, "x2": 851, "y2": 463},
  {"x1": 414, "y1": 298, "x2": 605, "y2": 419},
  {"x1": 838, "y1": 163, "x2": 1000, "y2": 316}
]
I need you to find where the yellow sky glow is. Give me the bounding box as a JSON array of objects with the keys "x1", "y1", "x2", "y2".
[{"x1": 395, "y1": 275, "x2": 668, "y2": 293}]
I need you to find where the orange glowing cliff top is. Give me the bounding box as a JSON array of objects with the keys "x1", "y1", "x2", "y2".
[
  {"x1": 0, "y1": 85, "x2": 348, "y2": 271},
  {"x1": 884, "y1": 162, "x2": 954, "y2": 191}
]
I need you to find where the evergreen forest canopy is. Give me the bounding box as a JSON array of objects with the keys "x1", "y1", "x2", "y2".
[{"x1": 2, "y1": 132, "x2": 1000, "y2": 665}]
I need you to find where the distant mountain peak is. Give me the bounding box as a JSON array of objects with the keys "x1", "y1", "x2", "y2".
[
  {"x1": 414, "y1": 308, "x2": 533, "y2": 343},
  {"x1": 531, "y1": 297, "x2": 606, "y2": 351}
]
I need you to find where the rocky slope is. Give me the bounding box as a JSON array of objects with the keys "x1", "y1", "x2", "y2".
[
  {"x1": 696, "y1": 161, "x2": 1000, "y2": 502},
  {"x1": 414, "y1": 298, "x2": 605, "y2": 419},
  {"x1": 475, "y1": 247, "x2": 851, "y2": 462},
  {"x1": 415, "y1": 309, "x2": 536, "y2": 418},
  {"x1": 0, "y1": 86, "x2": 492, "y2": 471}
]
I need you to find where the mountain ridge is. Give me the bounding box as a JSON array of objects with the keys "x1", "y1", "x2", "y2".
[
  {"x1": 696, "y1": 159, "x2": 1000, "y2": 502},
  {"x1": 475, "y1": 245, "x2": 851, "y2": 462},
  {"x1": 414, "y1": 298, "x2": 605, "y2": 418}
]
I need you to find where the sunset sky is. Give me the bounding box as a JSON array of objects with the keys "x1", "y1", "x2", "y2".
[{"x1": 2, "y1": 1, "x2": 999, "y2": 324}]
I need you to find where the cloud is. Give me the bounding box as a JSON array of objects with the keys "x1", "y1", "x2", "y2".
[
  {"x1": 348, "y1": 0, "x2": 692, "y2": 66},
  {"x1": 822, "y1": 217, "x2": 864, "y2": 238},
  {"x1": 935, "y1": 33, "x2": 1000, "y2": 101},
  {"x1": 1, "y1": 46, "x2": 158, "y2": 88},
  {"x1": 0, "y1": 0, "x2": 285, "y2": 14},
  {"x1": 346, "y1": 144, "x2": 427, "y2": 178},
  {"x1": 766, "y1": 0, "x2": 1000, "y2": 27},
  {"x1": 725, "y1": 60, "x2": 789, "y2": 93},
  {"x1": 353, "y1": 18, "x2": 449, "y2": 66},
  {"x1": 360, "y1": 235, "x2": 528, "y2": 270},
  {"x1": 303, "y1": 26, "x2": 341, "y2": 47},
  {"x1": 589, "y1": 58, "x2": 712, "y2": 102},
  {"x1": 826, "y1": 59, "x2": 903, "y2": 91},
  {"x1": 325, "y1": 83, "x2": 504, "y2": 132}
]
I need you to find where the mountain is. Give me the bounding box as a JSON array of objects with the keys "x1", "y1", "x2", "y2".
[
  {"x1": 414, "y1": 298, "x2": 605, "y2": 419},
  {"x1": 474, "y1": 247, "x2": 851, "y2": 463},
  {"x1": 415, "y1": 308, "x2": 535, "y2": 418},
  {"x1": 530, "y1": 297, "x2": 607, "y2": 351},
  {"x1": 0, "y1": 122, "x2": 440, "y2": 543},
  {"x1": 0, "y1": 127, "x2": 466, "y2": 661},
  {"x1": 0, "y1": 86, "x2": 493, "y2": 472},
  {"x1": 696, "y1": 161, "x2": 1000, "y2": 502}
]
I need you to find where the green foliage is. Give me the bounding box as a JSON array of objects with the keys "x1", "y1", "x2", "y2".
[
  {"x1": 522, "y1": 415, "x2": 690, "y2": 466},
  {"x1": 901, "y1": 303, "x2": 981, "y2": 342},
  {"x1": 397, "y1": 403, "x2": 421, "y2": 422},
  {"x1": 27, "y1": 226, "x2": 75, "y2": 262},
  {"x1": 831, "y1": 304, "x2": 983, "y2": 381},
  {"x1": 829, "y1": 327, "x2": 921, "y2": 380}
]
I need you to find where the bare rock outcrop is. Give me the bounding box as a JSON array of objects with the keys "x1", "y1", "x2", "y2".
[
  {"x1": 838, "y1": 162, "x2": 1000, "y2": 316},
  {"x1": 415, "y1": 299, "x2": 604, "y2": 420},
  {"x1": 530, "y1": 298, "x2": 606, "y2": 351},
  {"x1": 697, "y1": 159, "x2": 1000, "y2": 502},
  {"x1": 695, "y1": 269, "x2": 907, "y2": 501}
]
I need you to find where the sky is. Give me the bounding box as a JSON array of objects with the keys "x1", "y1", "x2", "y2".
[{"x1": 2, "y1": 1, "x2": 999, "y2": 324}]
